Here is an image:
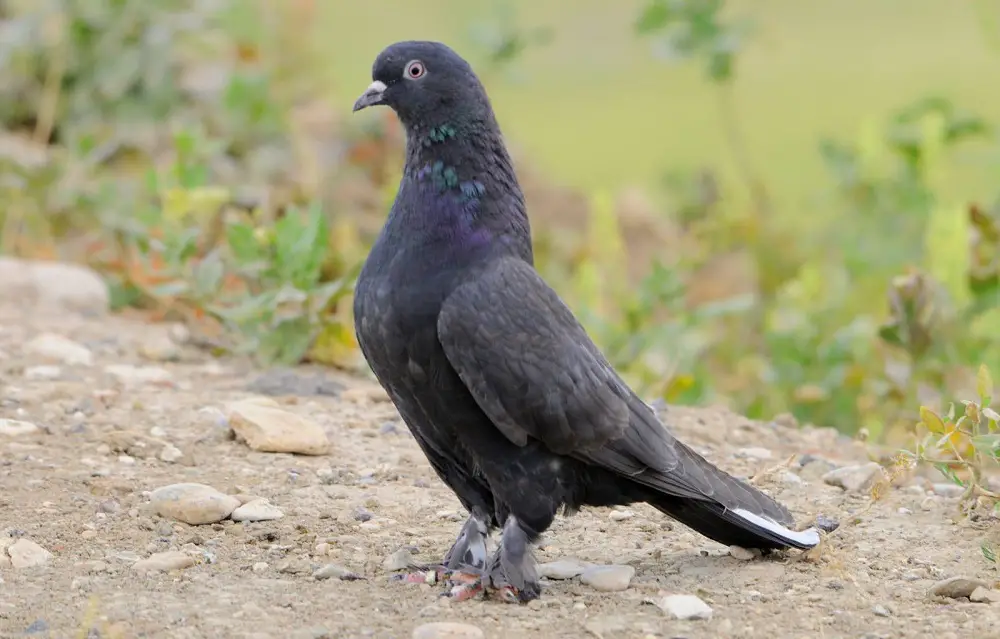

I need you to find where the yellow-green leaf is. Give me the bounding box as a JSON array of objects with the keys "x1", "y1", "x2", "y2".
[
  {"x1": 920, "y1": 406, "x2": 946, "y2": 434},
  {"x1": 977, "y1": 364, "x2": 994, "y2": 405}
]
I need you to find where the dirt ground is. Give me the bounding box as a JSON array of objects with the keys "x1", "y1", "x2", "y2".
[{"x1": 2, "y1": 292, "x2": 1000, "y2": 639}]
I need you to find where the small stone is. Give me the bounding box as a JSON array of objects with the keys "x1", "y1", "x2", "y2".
[
  {"x1": 158, "y1": 444, "x2": 184, "y2": 463},
  {"x1": 580, "y1": 565, "x2": 634, "y2": 592},
  {"x1": 246, "y1": 369, "x2": 344, "y2": 397},
  {"x1": 411, "y1": 622, "x2": 484, "y2": 639},
  {"x1": 932, "y1": 483, "x2": 965, "y2": 499},
  {"x1": 150, "y1": 483, "x2": 240, "y2": 525},
  {"x1": 7, "y1": 539, "x2": 52, "y2": 568},
  {"x1": 736, "y1": 447, "x2": 773, "y2": 461},
  {"x1": 969, "y1": 587, "x2": 1000, "y2": 603},
  {"x1": 822, "y1": 463, "x2": 884, "y2": 493},
  {"x1": 772, "y1": 412, "x2": 799, "y2": 429},
  {"x1": 226, "y1": 399, "x2": 330, "y2": 455},
  {"x1": 779, "y1": 470, "x2": 804, "y2": 485},
  {"x1": 80, "y1": 530, "x2": 97, "y2": 540},
  {"x1": 728, "y1": 545, "x2": 760, "y2": 561},
  {"x1": 651, "y1": 594, "x2": 713, "y2": 620},
  {"x1": 873, "y1": 604, "x2": 891, "y2": 617},
  {"x1": 313, "y1": 563, "x2": 363, "y2": 580},
  {"x1": 231, "y1": 499, "x2": 285, "y2": 522},
  {"x1": 104, "y1": 364, "x2": 174, "y2": 388},
  {"x1": 0, "y1": 258, "x2": 109, "y2": 314},
  {"x1": 25, "y1": 333, "x2": 93, "y2": 366},
  {"x1": 539, "y1": 559, "x2": 589, "y2": 580},
  {"x1": 929, "y1": 576, "x2": 989, "y2": 599},
  {"x1": 0, "y1": 419, "x2": 40, "y2": 437},
  {"x1": 252, "y1": 562, "x2": 269, "y2": 573},
  {"x1": 132, "y1": 551, "x2": 196, "y2": 573},
  {"x1": 609, "y1": 509, "x2": 634, "y2": 522},
  {"x1": 383, "y1": 548, "x2": 415, "y2": 572},
  {"x1": 799, "y1": 458, "x2": 837, "y2": 481},
  {"x1": 23, "y1": 365, "x2": 62, "y2": 380},
  {"x1": 138, "y1": 335, "x2": 180, "y2": 362},
  {"x1": 353, "y1": 507, "x2": 374, "y2": 522},
  {"x1": 897, "y1": 507, "x2": 912, "y2": 515}
]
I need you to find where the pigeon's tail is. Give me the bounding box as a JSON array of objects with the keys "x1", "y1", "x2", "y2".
[
  {"x1": 604, "y1": 401, "x2": 821, "y2": 551},
  {"x1": 643, "y1": 489, "x2": 821, "y2": 550}
]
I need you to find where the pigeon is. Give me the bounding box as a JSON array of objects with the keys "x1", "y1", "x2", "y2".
[{"x1": 351, "y1": 40, "x2": 820, "y2": 603}]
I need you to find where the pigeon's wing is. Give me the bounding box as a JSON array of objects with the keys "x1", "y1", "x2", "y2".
[
  {"x1": 437, "y1": 257, "x2": 665, "y2": 465},
  {"x1": 437, "y1": 258, "x2": 819, "y2": 550}
]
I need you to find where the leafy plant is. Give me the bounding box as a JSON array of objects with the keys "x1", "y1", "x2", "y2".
[{"x1": 906, "y1": 364, "x2": 1000, "y2": 506}]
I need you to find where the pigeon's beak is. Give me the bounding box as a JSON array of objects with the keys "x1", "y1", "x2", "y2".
[{"x1": 352, "y1": 80, "x2": 387, "y2": 112}]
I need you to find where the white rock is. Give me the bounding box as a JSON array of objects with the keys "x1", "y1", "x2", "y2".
[
  {"x1": 779, "y1": 470, "x2": 804, "y2": 485},
  {"x1": 226, "y1": 399, "x2": 330, "y2": 455},
  {"x1": 25, "y1": 333, "x2": 93, "y2": 366},
  {"x1": 932, "y1": 483, "x2": 965, "y2": 498},
  {"x1": 0, "y1": 419, "x2": 39, "y2": 437},
  {"x1": 138, "y1": 334, "x2": 181, "y2": 362},
  {"x1": 0, "y1": 258, "x2": 109, "y2": 314},
  {"x1": 149, "y1": 483, "x2": 240, "y2": 525},
  {"x1": 231, "y1": 499, "x2": 284, "y2": 522},
  {"x1": 929, "y1": 576, "x2": 989, "y2": 599},
  {"x1": 736, "y1": 447, "x2": 773, "y2": 461},
  {"x1": 104, "y1": 364, "x2": 174, "y2": 388},
  {"x1": 728, "y1": 545, "x2": 761, "y2": 561},
  {"x1": 412, "y1": 622, "x2": 484, "y2": 639},
  {"x1": 538, "y1": 559, "x2": 590, "y2": 580},
  {"x1": 822, "y1": 463, "x2": 884, "y2": 493},
  {"x1": 23, "y1": 365, "x2": 63, "y2": 380},
  {"x1": 158, "y1": 444, "x2": 184, "y2": 463},
  {"x1": 970, "y1": 587, "x2": 1000, "y2": 603},
  {"x1": 580, "y1": 564, "x2": 635, "y2": 592},
  {"x1": 609, "y1": 509, "x2": 634, "y2": 522},
  {"x1": 383, "y1": 548, "x2": 415, "y2": 572},
  {"x1": 7, "y1": 539, "x2": 53, "y2": 568},
  {"x1": 132, "y1": 551, "x2": 196, "y2": 572},
  {"x1": 653, "y1": 594, "x2": 713, "y2": 620}
]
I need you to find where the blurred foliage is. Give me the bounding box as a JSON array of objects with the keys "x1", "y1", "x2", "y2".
[{"x1": 2, "y1": 0, "x2": 1000, "y2": 448}]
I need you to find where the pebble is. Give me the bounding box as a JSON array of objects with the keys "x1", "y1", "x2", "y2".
[
  {"x1": 932, "y1": 483, "x2": 965, "y2": 499},
  {"x1": 24, "y1": 333, "x2": 93, "y2": 366},
  {"x1": 580, "y1": 565, "x2": 634, "y2": 592},
  {"x1": 23, "y1": 365, "x2": 62, "y2": 380},
  {"x1": 0, "y1": 419, "x2": 40, "y2": 437},
  {"x1": 138, "y1": 335, "x2": 181, "y2": 362},
  {"x1": 231, "y1": 499, "x2": 285, "y2": 522},
  {"x1": 158, "y1": 444, "x2": 185, "y2": 464},
  {"x1": 969, "y1": 587, "x2": 1000, "y2": 603},
  {"x1": 411, "y1": 622, "x2": 484, "y2": 639},
  {"x1": 799, "y1": 458, "x2": 838, "y2": 481},
  {"x1": 246, "y1": 369, "x2": 344, "y2": 397},
  {"x1": 313, "y1": 563, "x2": 364, "y2": 580},
  {"x1": 609, "y1": 509, "x2": 634, "y2": 522},
  {"x1": 0, "y1": 258, "x2": 110, "y2": 314},
  {"x1": 929, "y1": 576, "x2": 990, "y2": 599},
  {"x1": 735, "y1": 447, "x2": 773, "y2": 461},
  {"x1": 728, "y1": 545, "x2": 761, "y2": 561},
  {"x1": 252, "y1": 562, "x2": 269, "y2": 573},
  {"x1": 822, "y1": 463, "x2": 884, "y2": 492},
  {"x1": 149, "y1": 483, "x2": 240, "y2": 525},
  {"x1": 538, "y1": 559, "x2": 590, "y2": 580},
  {"x1": 873, "y1": 604, "x2": 891, "y2": 617},
  {"x1": 104, "y1": 364, "x2": 174, "y2": 388},
  {"x1": 779, "y1": 470, "x2": 804, "y2": 485},
  {"x1": 226, "y1": 399, "x2": 330, "y2": 455},
  {"x1": 7, "y1": 539, "x2": 52, "y2": 568},
  {"x1": 651, "y1": 594, "x2": 713, "y2": 620},
  {"x1": 132, "y1": 551, "x2": 196, "y2": 573},
  {"x1": 383, "y1": 548, "x2": 415, "y2": 572}
]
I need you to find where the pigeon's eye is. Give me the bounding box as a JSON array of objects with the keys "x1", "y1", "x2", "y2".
[{"x1": 404, "y1": 60, "x2": 426, "y2": 80}]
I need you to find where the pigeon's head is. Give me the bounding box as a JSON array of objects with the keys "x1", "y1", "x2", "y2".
[{"x1": 352, "y1": 41, "x2": 491, "y2": 128}]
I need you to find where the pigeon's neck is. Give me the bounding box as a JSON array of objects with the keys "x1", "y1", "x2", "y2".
[{"x1": 398, "y1": 115, "x2": 532, "y2": 262}]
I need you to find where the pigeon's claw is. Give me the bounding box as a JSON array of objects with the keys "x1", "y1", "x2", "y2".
[
  {"x1": 494, "y1": 585, "x2": 521, "y2": 604},
  {"x1": 390, "y1": 565, "x2": 451, "y2": 585},
  {"x1": 444, "y1": 577, "x2": 485, "y2": 602}
]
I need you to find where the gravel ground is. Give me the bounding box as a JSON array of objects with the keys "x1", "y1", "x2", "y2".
[{"x1": 2, "y1": 261, "x2": 1000, "y2": 639}]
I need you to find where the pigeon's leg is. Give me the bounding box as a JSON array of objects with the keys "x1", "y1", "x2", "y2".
[
  {"x1": 446, "y1": 515, "x2": 541, "y2": 603},
  {"x1": 391, "y1": 512, "x2": 490, "y2": 585}
]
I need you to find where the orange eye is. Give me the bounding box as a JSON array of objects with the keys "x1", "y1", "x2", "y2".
[{"x1": 405, "y1": 60, "x2": 426, "y2": 80}]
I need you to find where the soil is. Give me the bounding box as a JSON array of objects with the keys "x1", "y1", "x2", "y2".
[{"x1": 2, "y1": 297, "x2": 1000, "y2": 639}]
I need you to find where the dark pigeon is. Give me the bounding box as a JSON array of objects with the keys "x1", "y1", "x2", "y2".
[{"x1": 351, "y1": 40, "x2": 819, "y2": 603}]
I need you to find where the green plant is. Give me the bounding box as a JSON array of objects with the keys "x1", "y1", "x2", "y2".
[{"x1": 906, "y1": 364, "x2": 1000, "y2": 506}]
